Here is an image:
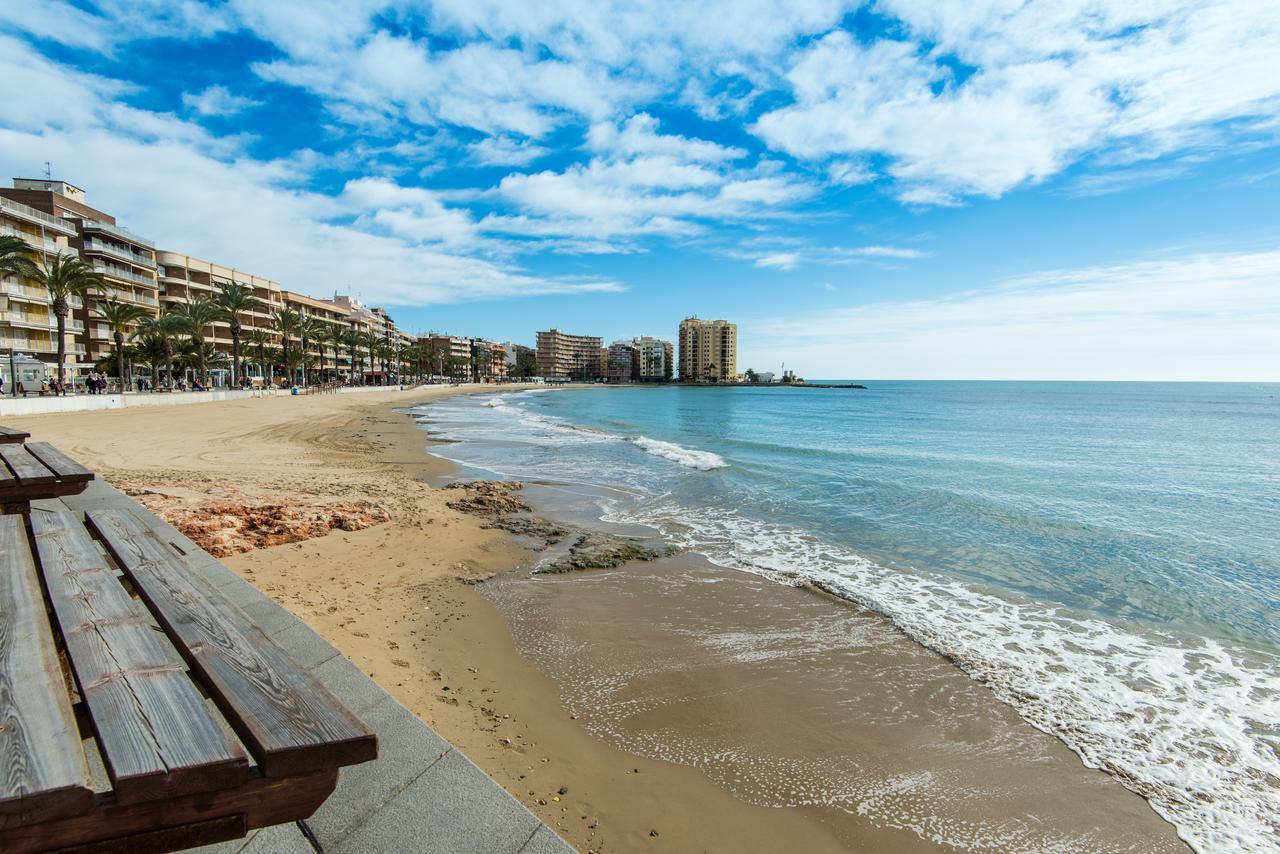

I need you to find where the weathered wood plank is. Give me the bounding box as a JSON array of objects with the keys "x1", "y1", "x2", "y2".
[
  {"x1": 24, "y1": 443, "x2": 95, "y2": 483},
  {"x1": 0, "y1": 516, "x2": 95, "y2": 830},
  {"x1": 89, "y1": 509, "x2": 378, "y2": 777},
  {"x1": 3, "y1": 768, "x2": 337, "y2": 854},
  {"x1": 0, "y1": 426, "x2": 30, "y2": 443},
  {"x1": 0, "y1": 481, "x2": 92, "y2": 503},
  {"x1": 0, "y1": 444, "x2": 57, "y2": 486},
  {"x1": 30, "y1": 510, "x2": 248, "y2": 804}
]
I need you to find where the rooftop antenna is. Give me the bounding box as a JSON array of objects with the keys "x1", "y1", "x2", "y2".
[{"x1": 43, "y1": 161, "x2": 52, "y2": 180}]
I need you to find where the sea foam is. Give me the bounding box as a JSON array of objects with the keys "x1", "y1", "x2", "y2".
[
  {"x1": 607, "y1": 503, "x2": 1280, "y2": 854},
  {"x1": 483, "y1": 395, "x2": 728, "y2": 470},
  {"x1": 628, "y1": 436, "x2": 728, "y2": 470}
]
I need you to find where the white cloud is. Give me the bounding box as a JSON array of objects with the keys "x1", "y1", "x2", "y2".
[
  {"x1": 729, "y1": 243, "x2": 930, "y2": 269},
  {"x1": 754, "y1": 252, "x2": 801, "y2": 270},
  {"x1": 755, "y1": 1, "x2": 1280, "y2": 201},
  {"x1": 746, "y1": 249, "x2": 1280, "y2": 380},
  {"x1": 587, "y1": 114, "x2": 746, "y2": 163},
  {"x1": 0, "y1": 36, "x2": 620, "y2": 308},
  {"x1": 835, "y1": 245, "x2": 930, "y2": 260},
  {"x1": 181, "y1": 84, "x2": 262, "y2": 117},
  {"x1": 469, "y1": 136, "x2": 549, "y2": 167}
]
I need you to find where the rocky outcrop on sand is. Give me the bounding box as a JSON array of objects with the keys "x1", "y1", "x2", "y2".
[
  {"x1": 482, "y1": 515, "x2": 570, "y2": 547},
  {"x1": 443, "y1": 480, "x2": 679, "y2": 570},
  {"x1": 120, "y1": 483, "x2": 389, "y2": 557},
  {"x1": 443, "y1": 480, "x2": 531, "y2": 515},
  {"x1": 535, "y1": 532, "x2": 678, "y2": 574}
]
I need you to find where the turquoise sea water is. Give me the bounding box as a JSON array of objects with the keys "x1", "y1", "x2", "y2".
[{"x1": 415, "y1": 382, "x2": 1280, "y2": 852}]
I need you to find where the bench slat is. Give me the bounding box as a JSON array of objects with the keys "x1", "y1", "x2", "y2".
[
  {"x1": 89, "y1": 508, "x2": 378, "y2": 777},
  {"x1": 31, "y1": 510, "x2": 248, "y2": 804},
  {"x1": 24, "y1": 443, "x2": 95, "y2": 483},
  {"x1": 0, "y1": 444, "x2": 57, "y2": 486},
  {"x1": 0, "y1": 426, "x2": 30, "y2": 443},
  {"x1": 0, "y1": 516, "x2": 94, "y2": 829}
]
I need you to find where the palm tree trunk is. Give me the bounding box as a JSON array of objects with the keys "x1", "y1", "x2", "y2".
[
  {"x1": 231, "y1": 330, "x2": 241, "y2": 384},
  {"x1": 114, "y1": 331, "x2": 126, "y2": 394},
  {"x1": 164, "y1": 344, "x2": 174, "y2": 389},
  {"x1": 54, "y1": 306, "x2": 68, "y2": 389}
]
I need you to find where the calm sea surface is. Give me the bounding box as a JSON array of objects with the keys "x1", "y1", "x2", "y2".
[{"x1": 415, "y1": 381, "x2": 1280, "y2": 852}]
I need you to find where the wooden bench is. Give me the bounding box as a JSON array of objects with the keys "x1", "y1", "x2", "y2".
[
  {"x1": 0, "y1": 443, "x2": 95, "y2": 509},
  {"x1": 0, "y1": 507, "x2": 377, "y2": 852},
  {"x1": 0, "y1": 426, "x2": 30, "y2": 444}
]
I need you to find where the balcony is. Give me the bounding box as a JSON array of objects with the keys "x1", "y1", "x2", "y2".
[
  {"x1": 0, "y1": 281, "x2": 51, "y2": 304},
  {"x1": 0, "y1": 337, "x2": 57, "y2": 355},
  {"x1": 0, "y1": 197, "x2": 78, "y2": 237},
  {"x1": 80, "y1": 219, "x2": 154, "y2": 249},
  {"x1": 82, "y1": 238, "x2": 157, "y2": 270},
  {"x1": 0, "y1": 223, "x2": 66, "y2": 256},
  {"x1": 91, "y1": 263, "x2": 157, "y2": 288},
  {"x1": 4, "y1": 313, "x2": 55, "y2": 332}
]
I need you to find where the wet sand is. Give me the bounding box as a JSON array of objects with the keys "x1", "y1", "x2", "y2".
[
  {"x1": 483, "y1": 554, "x2": 1189, "y2": 852},
  {"x1": 7, "y1": 388, "x2": 1188, "y2": 852}
]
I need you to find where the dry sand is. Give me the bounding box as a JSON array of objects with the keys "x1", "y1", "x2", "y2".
[{"x1": 8, "y1": 387, "x2": 1187, "y2": 853}]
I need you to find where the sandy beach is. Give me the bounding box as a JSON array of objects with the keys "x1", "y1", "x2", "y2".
[{"x1": 7, "y1": 387, "x2": 1188, "y2": 852}]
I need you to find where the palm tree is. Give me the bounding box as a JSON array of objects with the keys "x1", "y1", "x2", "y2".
[
  {"x1": 299, "y1": 317, "x2": 326, "y2": 386},
  {"x1": 247, "y1": 328, "x2": 271, "y2": 382},
  {"x1": 170, "y1": 296, "x2": 222, "y2": 387},
  {"x1": 272, "y1": 308, "x2": 303, "y2": 386},
  {"x1": 138, "y1": 311, "x2": 185, "y2": 389},
  {"x1": 340, "y1": 329, "x2": 363, "y2": 384},
  {"x1": 133, "y1": 332, "x2": 168, "y2": 389},
  {"x1": 308, "y1": 322, "x2": 331, "y2": 381},
  {"x1": 212, "y1": 282, "x2": 262, "y2": 384},
  {"x1": 491, "y1": 348, "x2": 507, "y2": 382},
  {"x1": 0, "y1": 234, "x2": 39, "y2": 281},
  {"x1": 29, "y1": 252, "x2": 106, "y2": 387},
  {"x1": 94, "y1": 295, "x2": 148, "y2": 391}
]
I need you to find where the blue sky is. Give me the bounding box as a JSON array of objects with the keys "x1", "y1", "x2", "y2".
[{"x1": 2, "y1": 1, "x2": 1278, "y2": 379}]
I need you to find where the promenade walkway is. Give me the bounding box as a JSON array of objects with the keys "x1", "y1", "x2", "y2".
[{"x1": 38, "y1": 478, "x2": 574, "y2": 854}]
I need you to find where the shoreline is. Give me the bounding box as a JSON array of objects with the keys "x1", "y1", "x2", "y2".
[{"x1": 6, "y1": 387, "x2": 1190, "y2": 852}]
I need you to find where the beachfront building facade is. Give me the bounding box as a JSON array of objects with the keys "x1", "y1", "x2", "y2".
[
  {"x1": 282, "y1": 290, "x2": 352, "y2": 379},
  {"x1": 605, "y1": 340, "x2": 634, "y2": 383},
  {"x1": 419, "y1": 334, "x2": 472, "y2": 379},
  {"x1": 0, "y1": 178, "x2": 160, "y2": 378},
  {"x1": 632, "y1": 336, "x2": 674, "y2": 383},
  {"x1": 536, "y1": 329, "x2": 603, "y2": 381},
  {"x1": 472, "y1": 339, "x2": 509, "y2": 380},
  {"x1": 158, "y1": 251, "x2": 285, "y2": 384},
  {"x1": 0, "y1": 194, "x2": 82, "y2": 384},
  {"x1": 678, "y1": 317, "x2": 737, "y2": 383}
]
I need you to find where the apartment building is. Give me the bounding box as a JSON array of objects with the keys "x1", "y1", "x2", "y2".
[
  {"x1": 418, "y1": 334, "x2": 472, "y2": 377},
  {"x1": 157, "y1": 251, "x2": 284, "y2": 381},
  {"x1": 0, "y1": 178, "x2": 160, "y2": 374},
  {"x1": 678, "y1": 317, "x2": 737, "y2": 383},
  {"x1": 605, "y1": 340, "x2": 634, "y2": 383},
  {"x1": 0, "y1": 194, "x2": 82, "y2": 382},
  {"x1": 281, "y1": 290, "x2": 352, "y2": 376},
  {"x1": 471, "y1": 340, "x2": 509, "y2": 379},
  {"x1": 632, "y1": 336, "x2": 674, "y2": 383},
  {"x1": 536, "y1": 329, "x2": 603, "y2": 381}
]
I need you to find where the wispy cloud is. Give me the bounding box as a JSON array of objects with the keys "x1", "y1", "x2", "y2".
[
  {"x1": 754, "y1": 251, "x2": 801, "y2": 270},
  {"x1": 747, "y1": 248, "x2": 1280, "y2": 380},
  {"x1": 181, "y1": 84, "x2": 262, "y2": 117}
]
